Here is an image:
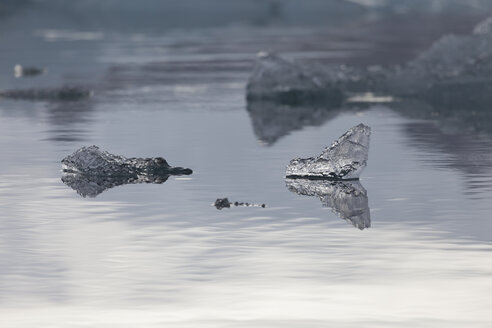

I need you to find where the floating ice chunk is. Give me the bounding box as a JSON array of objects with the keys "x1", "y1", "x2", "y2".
[
  {"x1": 286, "y1": 178, "x2": 370, "y2": 230},
  {"x1": 247, "y1": 21, "x2": 492, "y2": 107},
  {"x1": 386, "y1": 19, "x2": 492, "y2": 97},
  {"x1": 214, "y1": 198, "x2": 231, "y2": 209},
  {"x1": 61, "y1": 146, "x2": 192, "y2": 197},
  {"x1": 62, "y1": 145, "x2": 192, "y2": 176},
  {"x1": 246, "y1": 52, "x2": 388, "y2": 104},
  {"x1": 286, "y1": 124, "x2": 370, "y2": 180},
  {"x1": 246, "y1": 52, "x2": 343, "y2": 105}
]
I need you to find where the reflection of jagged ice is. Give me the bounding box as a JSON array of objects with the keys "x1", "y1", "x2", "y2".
[
  {"x1": 286, "y1": 178, "x2": 370, "y2": 230},
  {"x1": 246, "y1": 101, "x2": 341, "y2": 145},
  {"x1": 61, "y1": 173, "x2": 170, "y2": 198},
  {"x1": 286, "y1": 124, "x2": 370, "y2": 179},
  {"x1": 61, "y1": 146, "x2": 192, "y2": 197}
]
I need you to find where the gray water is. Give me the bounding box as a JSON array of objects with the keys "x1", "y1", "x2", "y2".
[{"x1": 1, "y1": 4, "x2": 492, "y2": 327}]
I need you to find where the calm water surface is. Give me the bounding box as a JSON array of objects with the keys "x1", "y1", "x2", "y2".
[{"x1": 1, "y1": 9, "x2": 492, "y2": 327}]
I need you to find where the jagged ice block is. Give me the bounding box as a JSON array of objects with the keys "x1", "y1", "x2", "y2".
[{"x1": 286, "y1": 124, "x2": 370, "y2": 180}]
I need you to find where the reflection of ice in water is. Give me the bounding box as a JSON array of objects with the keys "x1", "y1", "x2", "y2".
[
  {"x1": 286, "y1": 178, "x2": 371, "y2": 230},
  {"x1": 246, "y1": 100, "x2": 342, "y2": 145},
  {"x1": 61, "y1": 173, "x2": 172, "y2": 198}
]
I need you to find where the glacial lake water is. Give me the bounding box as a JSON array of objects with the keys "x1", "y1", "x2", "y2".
[{"x1": 1, "y1": 8, "x2": 492, "y2": 327}]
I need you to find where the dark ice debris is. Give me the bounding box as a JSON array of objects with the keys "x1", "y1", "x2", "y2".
[
  {"x1": 0, "y1": 86, "x2": 92, "y2": 102},
  {"x1": 214, "y1": 198, "x2": 231, "y2": 209},
  {"x1": 14, "y1": 64, "x2": 47, "y2": 78},
  {"x1": 214, "y1": 198, "x2": 266, "y2": 210}
]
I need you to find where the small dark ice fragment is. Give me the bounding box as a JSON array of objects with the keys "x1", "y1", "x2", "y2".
[
  {"x1": 214, "y1": 198, "x2": 231, "y2": 210},
  {"x1": 214, "y1": 198, "x2": 266, "y2": 210}
]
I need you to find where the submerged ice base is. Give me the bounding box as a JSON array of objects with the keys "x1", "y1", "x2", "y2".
[{"x1": 286, "y1": 124, "x2": 370, "y2": 180}]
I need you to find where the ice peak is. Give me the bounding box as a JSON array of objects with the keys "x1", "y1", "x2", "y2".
[{"x1": 286, "y1": 124, "x2": 371, "y2": 180}]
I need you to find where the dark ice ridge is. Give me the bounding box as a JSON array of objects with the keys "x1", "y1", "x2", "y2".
[
  {"x1": 246, "y1": 16, "x2": 492, "y2": 107},
  {"x1": 61, "y1": 146, "x2": 192, "y2": 197},
  {"x1": 286, "y1": 178, "x2": 370, "y2": 230},
  {"x1": 0, "y1": 86, "x2": 92, "y2": 102},
  {"x1": 14, "y1": 65, "x2": 47, "y2": 78}
]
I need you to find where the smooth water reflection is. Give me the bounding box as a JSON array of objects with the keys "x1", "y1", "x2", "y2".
[
  {"x1": 2, "y1": 106, "x2": 492, "y2": 327},
  {"x1": 1, "y1": 6, "x2": 492, "y2": 328}
]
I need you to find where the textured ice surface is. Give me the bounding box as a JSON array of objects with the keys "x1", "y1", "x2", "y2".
[
  {"x1": 62, "y1": 145, "x2": 191, "y2": 176},
  {"x1": 61, "y1": 146, "x2": 192, "y2": 197},
  {"x1": 286, "y1": 178, "x2": 370, "y2": 230},
  {"x1": 286, "y1": 124, "x2": 370, "y2": 180}
]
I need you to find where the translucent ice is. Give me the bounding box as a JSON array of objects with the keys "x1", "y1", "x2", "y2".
[
  {"x1": 286, "y1": 178, "x2": 370, "y2": 230},
  {"x1": 246, "y1": 52, "x2": 343, "y2": 105},
  {"x1": 61, "y1": 146, "x2": 192, "y2": 197},
  {"x1": 286, "y1": 124, "x2": 370, "y2": 180}
]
